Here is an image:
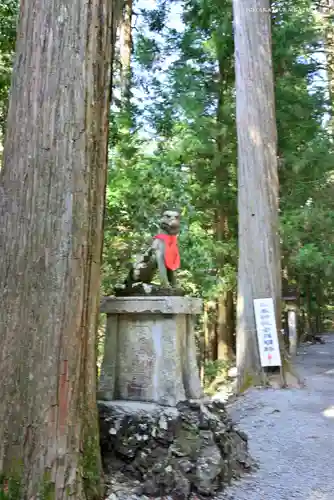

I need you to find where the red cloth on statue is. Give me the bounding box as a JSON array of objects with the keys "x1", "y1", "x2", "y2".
[{"x1": 154, "y1": 234, "x2": 180, "y2": 271}]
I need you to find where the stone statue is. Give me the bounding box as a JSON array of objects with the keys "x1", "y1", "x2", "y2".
[
  {"x1": 99, "y1": 211, "x2": 254, "y2": 499},
  {"x1": 115, "y1": 210, "x2": 183, "y2": 296}
]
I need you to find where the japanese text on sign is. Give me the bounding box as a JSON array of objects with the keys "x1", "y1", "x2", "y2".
[{"x1": 253, "y1": 298, "x2": 282, "y2": 367}]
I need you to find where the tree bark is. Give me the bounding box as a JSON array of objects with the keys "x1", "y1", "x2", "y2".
[
  {"x1": 119, "y1": 0, "x2": 133, "y2": 101},
  {"x1": 217, "y1": 291, "x2": 235, "y2": 361},
  {"x1": 232, "y1": 0, "x2": 282, "y2": 391},
  {"x1": 0, "y1": 0, "x2": 117, "y2": 497},
  {"x1": 317, "y1": 1, "x2": 334, "y2": 122},
  {"x1": 324, "y1": 17, "x2": 334, "y2": 110},
  {"x1": 215, "y1": 213, "x2": 234, "y2": 361},
  {"x1": 214, "y1": 47, "x2": 235, "y2": 363}
]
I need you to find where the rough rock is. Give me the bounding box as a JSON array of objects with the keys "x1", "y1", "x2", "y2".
[{"x1": 99, "y1": 399, "x2": 254, "y2": 499}]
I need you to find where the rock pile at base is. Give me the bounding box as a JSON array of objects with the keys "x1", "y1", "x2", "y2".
[{"x1": 99, "y1": 399, "x2": 254, "y2": 499}]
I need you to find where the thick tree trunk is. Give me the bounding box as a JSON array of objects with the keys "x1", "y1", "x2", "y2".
[
  {"x1": 233, "y1": 0, "x2": 282, "y2": 391},
  {"x1": 0, "y1": 0, "x2": 116, "y2": 497}
]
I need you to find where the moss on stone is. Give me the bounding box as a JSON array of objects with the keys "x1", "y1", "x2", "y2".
[
  {"x1": 174, "y1": 425, "x2": 200, "y2": 459},
  {"x1": 238, "y1": 372, "x2": 255, "y2": 393}
]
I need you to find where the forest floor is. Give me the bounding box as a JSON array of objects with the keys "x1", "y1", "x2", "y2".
[{"x1": 218, "y1": 333, "x2": 334, "y2": 500}]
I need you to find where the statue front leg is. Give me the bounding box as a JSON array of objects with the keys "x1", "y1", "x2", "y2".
[
  {"x1": 167, "y1": 269, "x2": 176, "y2": 288},
  {"x1": 155, "y1": 250, "x2": 171, "y2": 288}
]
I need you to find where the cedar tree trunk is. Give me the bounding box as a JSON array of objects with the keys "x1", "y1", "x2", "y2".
[
  {"x1": 232, "y1": 0, "x2": 283, "y2": 391},
  {"x1": 0, "y1": 0, "x2": 117, "y2": 497}
]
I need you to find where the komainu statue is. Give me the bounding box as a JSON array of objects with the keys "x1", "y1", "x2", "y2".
[{"x1": 115, "y1": 210, "x2": 184, "y2": 296}]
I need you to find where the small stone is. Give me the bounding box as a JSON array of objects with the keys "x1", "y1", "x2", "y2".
[
  {"x1": 228, "y1": 367, "x2": 238, "y2": 378},
  {"x1": 188, "y1": 399, "x2": 201, "y2": 409},
  {"x1": 236, "y1": 429, "x2": 248, "y2": 442},
  {"x1": 143, "y1": 479, "x2": 158, "y2": 496},
  {"x1": 170, "y1": 444, "x2": 187, "y2": 457},
  {"x1": 106, "y1": 494, "x2": 117, "y2": 500},
  {"x1": 195, "y1": 443, "x2": 222, "y2": 495},
  {"x1": 178, "y1": 458, "x2": 193, "y2": 473},
  {"x1": 158, "y1": 415, "x2": 168, "y2": 430}
]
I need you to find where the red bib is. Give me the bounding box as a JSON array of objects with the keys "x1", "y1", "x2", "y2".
[{"x1": 154, "y1": 234, "x2": 180, "y2": 271}]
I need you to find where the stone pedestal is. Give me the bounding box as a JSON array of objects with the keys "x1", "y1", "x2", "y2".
[{"x1": 98, "y1": 296, "x2": 203, "y2": 406}]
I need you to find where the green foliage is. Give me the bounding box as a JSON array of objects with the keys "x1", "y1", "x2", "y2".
[
  {"x1": 0, "y1": 0, "x2": 18, "y2": 139},
  {"x1": 0, "y1": 0, "x2": 332, "y2": 339},
  {"x1": 0, "y1": 472, "x2": 21, "y2": 500},
  {"x1": 103, "y1": 0, "x2": 333, "y2": 338},
  {"x1": 204, "y1": 359, "x2": 231, "y2": 385},
  {"x1": 103, "y1": 0, "x2": 333, "y2": 322},
  {"x1": 271, "y1": 2, "x2": 334, "y2": 323}
]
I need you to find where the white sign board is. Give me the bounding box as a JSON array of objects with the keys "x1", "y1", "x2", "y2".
[{"x1": 253, "y1": 298, "x2": 282, "y2": 367}]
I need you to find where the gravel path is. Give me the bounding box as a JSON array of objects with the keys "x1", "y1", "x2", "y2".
[{"x1": 218, "y1": 334, "x2": 334, "y2": 500}]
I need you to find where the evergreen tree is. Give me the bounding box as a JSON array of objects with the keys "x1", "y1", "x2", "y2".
[{"x1": 0, "y1": 0, "x2": 118, "y2": 495}]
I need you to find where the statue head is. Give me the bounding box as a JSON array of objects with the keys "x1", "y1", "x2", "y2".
[{"x1": 160, "y1": 210, "x2": 180, "y2": 235}]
